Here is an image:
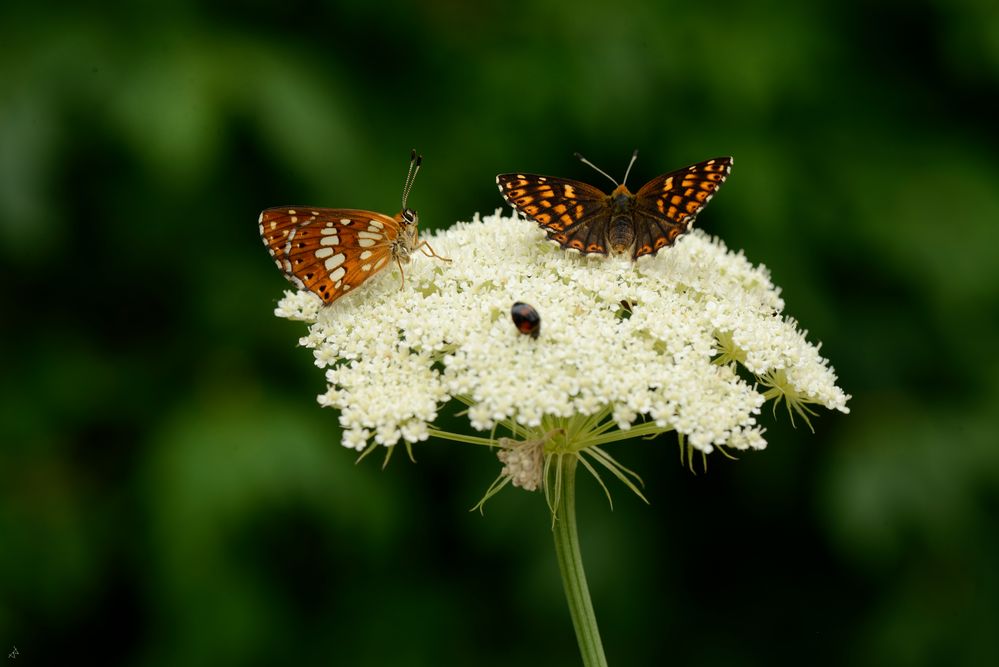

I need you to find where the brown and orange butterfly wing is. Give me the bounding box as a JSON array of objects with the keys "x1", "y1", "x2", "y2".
[
  {"x1": 630, "y1": 157, "x2": 733, "y2": 259},
  {"x1": 259, "y1": 207, "x2": 401, "y2": 304},
  {"x1": 496, "y1": 174, "x2": 618, "y2": 253}
]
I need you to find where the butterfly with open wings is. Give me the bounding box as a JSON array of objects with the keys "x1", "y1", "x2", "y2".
[
  {"x1": 497, "y1": 152, "x2": 732, "y2": 261},
  {"x1": 259, "y1": 151, "x2": 449, "y2": 305}
]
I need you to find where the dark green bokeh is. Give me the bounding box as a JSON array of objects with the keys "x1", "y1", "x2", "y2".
[{"x1": 2, "y1": 1, "x2": 997, "y2": 665}]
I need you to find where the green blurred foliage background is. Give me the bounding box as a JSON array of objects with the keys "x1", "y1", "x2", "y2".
[{"x1": 2, "y1": 0, "x2": 998, "y2": 664}]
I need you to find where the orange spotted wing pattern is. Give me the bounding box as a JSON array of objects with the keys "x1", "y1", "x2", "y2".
[
  {"x1": 497, "y1": 156, "x2": 732, "y2": 260},
  {"x1": 258, "y1": 150, "x2": 444, "y2": 305},
  {"x1": 259, "y1": 207, "x2": 408, "y2": 304}
]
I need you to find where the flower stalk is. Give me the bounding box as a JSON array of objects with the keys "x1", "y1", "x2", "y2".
[{"x1": 552, "y1": 454, "x2": 608, "y2": 667}]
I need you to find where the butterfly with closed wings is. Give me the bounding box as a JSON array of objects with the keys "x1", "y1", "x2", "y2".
[
  {"x1": 259, "y1": 150, "x2": 449, "y2": 305},
  {"x1": 497, "y1": 151, "x2": 732, "y2": 261}
]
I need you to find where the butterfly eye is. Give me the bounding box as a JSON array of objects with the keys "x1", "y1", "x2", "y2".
[
  {"x1": 402, "y1": 208, "x2": 418, "y2": 224},
  {"x1": 511, "y1": 302, "x2": 541, "y2": 339}
]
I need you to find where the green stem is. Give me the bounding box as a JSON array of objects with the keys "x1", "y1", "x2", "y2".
[
  {"x1": 552, "y1": 454, "x2": 608, "y2": 667},
  {"x1": 426, "y1": 428, "x2": 497, "y2": 447},
  {"x1": 576, "y1": 421, "x2": 671, "y2": 448}
]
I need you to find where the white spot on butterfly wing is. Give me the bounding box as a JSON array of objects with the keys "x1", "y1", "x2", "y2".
[
  {"x1": 324, "y1": 253, "x2": 346, "y2": 271},
  {"x1": 329, "y1": 266, "x2": 346, "y2": 282}
]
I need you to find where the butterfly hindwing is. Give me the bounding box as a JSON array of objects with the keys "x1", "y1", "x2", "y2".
[
  {"x1": 553, "y1": 211, "x2": 613, "y2": 255},
  {"x1": 626, "y1": 208, "x2": 676, "y2": 260},
  {"x1": 259, "y1": 207, "x2": 400, "y2": 304}
]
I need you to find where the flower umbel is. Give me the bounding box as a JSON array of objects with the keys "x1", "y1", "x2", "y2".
[{"x1": 277, "y1": 210, "x2": 848, "y2": 475}]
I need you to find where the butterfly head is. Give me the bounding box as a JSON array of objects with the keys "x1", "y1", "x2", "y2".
[
  {"x1": 610, "y1": 187, "x2": 633, "y2": 211},
  {"x1": 400, "y1": 207, "x2": 418, "y2": 226}
]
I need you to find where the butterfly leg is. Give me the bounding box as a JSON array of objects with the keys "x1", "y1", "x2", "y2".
[
  {"x1": 417, "y1": 240, "x2": 451, "y2": 263},
  {"x1": 395, "y1": 255, "x2": 407, "y2": 290}
]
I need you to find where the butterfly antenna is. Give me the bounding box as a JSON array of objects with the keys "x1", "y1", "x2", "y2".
[
  {"x1": 573, "y1": 152, "x2": 619, "y2": 187},
  {"x1": 621, "y1": 149, "x2": 639, "y2": 187},
  {"x1": 402, "y1": 149, "x2": 423, "y2": 209}
]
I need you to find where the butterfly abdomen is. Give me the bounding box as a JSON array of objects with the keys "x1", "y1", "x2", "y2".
[
  {"x1": 608, "y1": 216, "x2": 635, "y2": 254},
  {"x1": 607, "y1": 187, "x2": 636, "y2": 254}
]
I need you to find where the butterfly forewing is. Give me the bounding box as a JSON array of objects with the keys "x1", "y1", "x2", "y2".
[
  {"x1": 634, "y1": 157, "x2": 732, "y2": 232},
  {"x1": 259, "y1": 207, "x2": 400, "y2": 304},
  {"x1": 496, "y1": 174, "x2": 608, "y2": 236}
]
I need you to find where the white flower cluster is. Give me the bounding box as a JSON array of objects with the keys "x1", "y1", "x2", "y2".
[{"x1": 276, "y1": 211, "x2": 849, "y2": 454}]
